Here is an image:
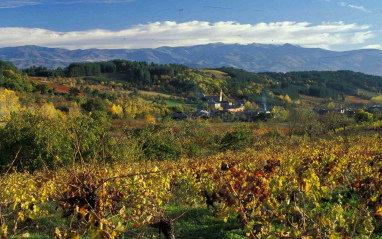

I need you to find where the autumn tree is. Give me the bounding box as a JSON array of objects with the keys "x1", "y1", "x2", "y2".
[
  {"x1": 110, "y1": 104, "x2": 124, "y2": 118},
  {"x1": 0, "y1": 89, "x2": 21, "y2": 123}
]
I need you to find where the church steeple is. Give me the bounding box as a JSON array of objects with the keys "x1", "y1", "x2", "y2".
[{"x1": 219, "y1": 89, "x2": 223, "y2": 102}]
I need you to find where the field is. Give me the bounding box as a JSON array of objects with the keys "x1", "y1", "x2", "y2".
[
  {"x1": 345, "y1": 95, "x2": 371, "y2": 106},
  {"x1": 201, "y1": 69, "x2": 230, "y2": 79},
  {"x1": 2, "y1": 64, "x2": 382, "y2": 238},
  {"x1": 2, "y1": 120, "x2": 382, "y2": 238},
  {"x1": 29, "y1": 77, "x2": 71, "y2": 94}
]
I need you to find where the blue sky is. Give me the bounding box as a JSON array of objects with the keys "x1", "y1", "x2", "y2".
[{"x1": 0, "y1": 0, "x2": 381, "y2": 51}]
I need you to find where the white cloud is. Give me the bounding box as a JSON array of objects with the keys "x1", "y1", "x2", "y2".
[
  {"x1": 0, "y1": 21, "x2": 375, "y2": 50},
  {"x1": 348, "y1": 4, "x2": 371, "y2": 12},
  {"x1": 338, "y1": 2, "x2": 371, "y2": 12},
  {"x1": 362, "y1": 44, "x2": 382, "y2": 50},
  {"x1": 0, "y1": 0, "x2": 134, "y2": 9}
]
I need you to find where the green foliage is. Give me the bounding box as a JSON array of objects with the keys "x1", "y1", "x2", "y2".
[
  {"x1": 220, "y1": 125, "x2": 253, "y2": 150},
  {"x1": 20, "y1": 59, "x2": 382, "y2": 111},
  {"x1": 0, "y1": 60, "x2": 18, "y2": 72},
  {"x1": 0, "y1": 69, "x2": 34, "y2": 93},
  {"x1": 35, "y1": 83, "x2": 51, "y2": 94},
  {"x1": 69, "y1": 87, "x2": 80, "y2": 96},
  {"x1": 67, "y1": 63, "x2": 102, "y2": 77},
  {"x1": 0, "y1": 110, "x2": 114, "y2": 171},
  {"x1": 355, "y1": 109, "x2": 374, "y2": 123},
  {"x1": 81, "y1": 97, "x2": 107, "y2": 112}
]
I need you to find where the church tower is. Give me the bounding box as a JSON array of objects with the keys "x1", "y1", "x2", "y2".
[{"x1": 219, "y1": 89, "x2": 223, "y2": 102}]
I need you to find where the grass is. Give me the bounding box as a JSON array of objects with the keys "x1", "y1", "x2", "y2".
[
  {"x1": 201, "y1": 69, "x2": 229, "y2": 79},
  {"x1": 125, "y1": 206, "x2": 246, "y2": 239},
  {"x1": 298, "y1": 94, "x2": 325, "y2": 107},
  {"x1": 165, "y1": 100, "x2": 183, "y2": 107},
  {"x1": 11, "y1": 203, "x2": 246, "y2": 239},
  {"x1": 345, "y1": 95, "x2": 370, "y2": 106},
  {"x1": 5, "y1": 202, "x2": 68, "y2": 239},
  {"x1": 139, "y1": 91, "x2": 174, "y2": 99},
  {"x1": 356, "y1": 88, "x2": 379, "y2": 98},
  {"x1": 169, "y1": 207, "x2": 246, "y2": 239}
]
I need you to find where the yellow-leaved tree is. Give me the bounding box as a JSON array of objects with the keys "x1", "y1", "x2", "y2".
[
  {"x1": 0, "y1": 89, "x2": 21, "y2": 123},
  {"x1": 110, "y1": 104, "x2": 124, "y2": 118},
  {"x1": 40, "y1": 102, "x2": 62, "y2": 120}
]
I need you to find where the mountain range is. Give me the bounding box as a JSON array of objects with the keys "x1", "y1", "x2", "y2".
[{"x1": 0, "y1": 43, "x2": 381, "y2": 76}]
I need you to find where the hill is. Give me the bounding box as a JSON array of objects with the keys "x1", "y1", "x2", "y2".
[
  {"x1": 17, "y1": 60, "x2": 382, "y2": 109},
  {"x1": 0, "y1": 43, "x2": 381, "y2": 76}
]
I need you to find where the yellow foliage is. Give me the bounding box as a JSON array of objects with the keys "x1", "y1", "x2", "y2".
[
  {"x1": 143, "y1": 114, "x2": 156, "y2": 124},
  {"x1": 68, "y1": 102, "x2": 82, "y2": 117},
  {"x1": 110, "y1": 104, "x2": 124, "y2": 118},
  {"x1": 371, "y1": 95, "x2": 382, "y2": 105},
  {"x1": 2, "y1": 70, "x2": 16, "y2": 78},
  {"x1": 0, "y1": 88, "x2": 21, "y2": 123},
  {"x1": 40, "y1": 102, "x2": 61, "y2": 120},
  {"x1": 284, "y1": 94, "x2": 292, "y2": 102}
]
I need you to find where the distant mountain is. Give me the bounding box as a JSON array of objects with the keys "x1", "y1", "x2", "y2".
[{"x1": 0, "y1": 43, "x2": 381, "y2": 76}]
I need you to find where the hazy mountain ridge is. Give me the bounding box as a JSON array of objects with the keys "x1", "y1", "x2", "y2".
[{"x1": 0, "y1": 43, "x2": 381, "y2": 76}]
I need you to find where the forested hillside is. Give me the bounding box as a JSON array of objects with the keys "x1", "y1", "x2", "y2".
[{"x1": 21, "y1": 60, "x2": 382, "y2": 104}]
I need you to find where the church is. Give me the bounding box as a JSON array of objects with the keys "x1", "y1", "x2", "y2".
[{"x1": 202, "y1": 89, "x2": 244, "y2": 112}]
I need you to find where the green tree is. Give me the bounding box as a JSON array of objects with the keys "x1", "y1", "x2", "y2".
[
  {"x1": 82, "y1": 98, "x2": 107, "y2": 112},
  {"x1": 355, "y1": 110, "x2": 373, "y2": 123}
]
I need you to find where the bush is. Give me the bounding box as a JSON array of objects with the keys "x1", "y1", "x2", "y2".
[
  {"x1": 142, "y1": 138, "x2": 181, "y2": 161},
  {"x1": 220, "y1": 125, "x2": 252, "y2": 150},
  {"x1": 0, "y1": 111, "x2": 113, "y2": 172},
  {"x1": 355, "y1": 110, "x2": 373, "y2": 123}
]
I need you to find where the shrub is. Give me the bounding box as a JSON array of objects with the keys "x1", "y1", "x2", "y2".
[{"x1": 220, "y1": 125, "x2": 252, "y2": 150}]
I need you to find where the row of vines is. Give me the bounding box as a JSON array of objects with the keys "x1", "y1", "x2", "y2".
[{"x1": 1, "y1": 134, "x2": 382, "y2": 238}]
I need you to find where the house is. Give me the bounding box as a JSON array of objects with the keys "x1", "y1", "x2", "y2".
[
  {"x1": 193, "y1": 109, "x2": 210, "y2": 119},
  {"x1": 220, "y1": 100, "x2": 232, "y2": 107},
  {"x1": 204, "y1": 89, "x2": 223, "y2": 102},
  {"x1": 202, "y1": 89, "x2": 241, "y2": 110},
  {"x1": 222, "y1": 104, "x2": 245, "y2": 113},
  {"x1": 313, "y1": 108, "x2": 355, "y2": 115},
  {"x1": 204, "y1": 100, "x2": 221, "y2": 110},
  {"x1": 368, "y1": 106, "x2": 382, "y2": 112}
]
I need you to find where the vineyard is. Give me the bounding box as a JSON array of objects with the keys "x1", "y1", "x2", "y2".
[
  {"x1": 1, "y1": 132, "x2": 382, "y2": 238},
  {"x1": 2, "y1": 63, "x2": 382, "y2": 238}
]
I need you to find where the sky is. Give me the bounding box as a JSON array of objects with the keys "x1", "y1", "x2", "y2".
[{"x1": 0, "y1": 0, "x2": 381, "y2": 51}]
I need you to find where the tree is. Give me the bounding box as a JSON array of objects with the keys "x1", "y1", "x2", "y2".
[
  {"x1": 0, "y1": 89, "x2": 20, "y2": 123},
  {"x1": 319, "y1": 112, "x2": 351, "y2": 133},
  {"x1": 144, "y1": 114, "x2": 156, "y2": 124},
  {"x1": 272, "y1": 106, "x2": 289, "y2": 121},
  {"x1": 284, "y1": 94, "x2": 292, "y2": 103},
  {"x1": 36, "y1": 83, "x2": 51, "y2": 94},
  {"x1": 40, "y1": 102, "x2": 62, "y2": 120},
  {"x1": 110, "y1": 104, "x2": 124, "y2": 118},
  {"x1": 286, "y1": 109, "x2": 318, "y2": 138},
  {"x1": 371, "y1": 95, "x2": 382, "y2": 105},
  {"x1": 355, "y1": 110, "x2": 373, "y2": 123},
  {"x1": 69, "y1": 87, "x2": 81, "y2": 96},
  {"x1": 81, "y1": 98, "x2": 107, "y2": 112},
  {"x1": 301, "y1": 111, "x2": 322, "y2": 139}
]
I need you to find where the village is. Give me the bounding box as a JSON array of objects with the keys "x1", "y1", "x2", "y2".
[{"x1": 169, "y1": 89, "x2": 382, "y2": 122}]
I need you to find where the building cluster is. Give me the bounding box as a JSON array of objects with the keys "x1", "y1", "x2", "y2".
[
  {"x1": 200, "y1": 89, "x2": 245, "y2": 113},
  {"x1": 313, "y1": 108, "x2": 356, "y2": 115},
  {"x1": 169, "y1": 90, "x2": 382, "y2": 121},
  {"x1": 368, "y1": 106, "x2": 382, "y2": 112}
]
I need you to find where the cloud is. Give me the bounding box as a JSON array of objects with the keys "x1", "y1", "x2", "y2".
[
  {"x1": 0, "y1": 0, "x2": 134, "y2": 9},
  {"x1": 338, "y1": 2, "x2": 371, "y2": 12},
  {"x1": 0, "y1": 21, "x2": 375, "y2": 50},
  {"x1": 362, "y1": 44, "x2": 382, "y2": 50},
  {"x1": 348, "y1": 4, "x2": 371, "y2": 12}
]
